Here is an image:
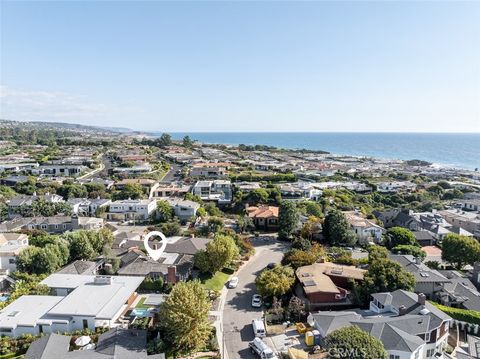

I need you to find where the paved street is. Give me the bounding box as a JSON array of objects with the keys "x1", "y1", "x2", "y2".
[
  {"x1": 160, "y1": 162, "x2": 181, "y2": 183},
  {"x1": 222, "y1": 237, "x2": 289, "y2": 359}
]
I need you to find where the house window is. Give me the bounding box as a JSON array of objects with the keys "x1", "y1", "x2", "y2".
[
  {"x1": 425, "y1": 332, "x2": 430, "y2": 342},
  {"x1": 389, "y1": 355, "x2": 400, "y2": 359},
  {"x1": 82, "y1": 319, "x2": 88, "y2": 329},
  {"x1": 9, "y1": 258, "x2": 16, "y2": 264},
  {"x1": 426, "y1": 349, "x2": 435, "y2": 357}
]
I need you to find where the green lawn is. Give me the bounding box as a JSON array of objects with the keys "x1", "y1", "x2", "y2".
[
  {"x1": 200, "y1": 269, "x2": 231, "y2": 291},
  {"x1": 135, "y1": 297, "x2": 149, "y2": 309}
]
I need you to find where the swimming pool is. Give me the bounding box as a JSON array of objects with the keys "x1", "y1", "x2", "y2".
[{"x1": 130, "y1": 308, "x2": 151, "y2": 318}]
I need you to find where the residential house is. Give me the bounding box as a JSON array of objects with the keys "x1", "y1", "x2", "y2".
[
  {"x1": 246, "y1": 205, "x2": 279, "y2": 231},
  {"x1": 435, "y1": 270, "x2": 480, "y2": 312},
  {"x1": 190, "y1": 165, "x2": 227, "y2": 178},
  {"x1": 115, "y1": 178, "x2": 159, "y2": 198},
  {"x1": 344, "y1": 211, "x2": 385, "y2": 244},
  {"x1": 56, "y1": 260, "x2": 102, "y2": 275},
  {"x1": 7, "y1": 193, "x2": 64, "y2": 218},
  {"x1": 308, "y1": 290, "x2": 452, "y2": 359},
  {"x1": 32, "y1": 165, "x2": 86, "y2": 177},
  {"x1": 25, "y1": 328, "x2": 165, "y2": 359},
  {"x1": 192, "y1": 180, "x2": 232, "y2": 204},
  {"x1": 377, "y1": 181, "x2": 417, "y2": 193},
  {"x1": 0, "y1": 274, "x2": 143, "y2": 337},
  {"x1": 117, "y1": 236, "x2": 211, "y2": 283},
  {"x1": 460, "y1": 199, "x2": 480, "y2": 212},
  {"x1": 389, "y1": 254, "x2": 450, "y2": 298},
  {"x1": 165, "y1": 199, "x2": 200, "y2": 222},
  {"x1": 107, "y1": 199, "x2": 157, "y2": 221},
  {"x1": 0, "y1": 175, "x2": 29, "y2": 187},
  {"x1": 296, "y1": 263, "x2": 365, "y2": 307},
  {"x1": 68, "y1": 198, "x2": 111, "y2": 216},
  {"x1": 0, "y1": 233, "x2": 28, "y2": 273},
  {"x1": 278, "y1": 182, "x2": 321, "y2": 201},
  {"x1": 439, "y1": 209, "x2": 480, "y2": 238},
  {"x1": 112, "y1": 163, "x2": 152, "y2": 174},
  {"x1": 151, "y1": 183, "x2": 191, "y2": 198},
  {"x1": 0, "y1": 216, "x2": 104, "y2": 234}
]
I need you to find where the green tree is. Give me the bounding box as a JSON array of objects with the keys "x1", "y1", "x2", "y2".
[
  {"x1": 356, "y1": 257, "x2": 415, "y2": 305},
  {"x1": 182, "y1": 135, "x2": 194, "y2": 148},
  {"x1": 385, "y1": 227, "x2": 417, "y2": 249},
  {"x1": 282, "y1": 249, "x2": 317, "y2": 269},
  {"x1": 247, "y1": 188, "x2": 270, "y2": 204},
  {"x1": 278, "y1": 201, "x2": 299, "y2": 240},
  {"x1": 57, "y1": 182, "x2": 87, "y2": 199},
  {"x1": 305, "y1": 201, "x2": 323, "y2": 218},
  {"x1": 159, "y1": 280, "x2": 211, "y2": 355},
  {"x1": 194, "y1": 234, "x2": 239, "y2": 273},
  {"x1": 157, "y1": 133, "x2": 172, "y2": 148},
  {"x1": 114, "y1": 183, "x2": 145, "y2": 200},
  {"x1": 69, "y1": 235, "x2": 96, "y2": 260},
  {"x1": 204, "y1": 202, "x2": 222, "y2": 217},
  {"x1": 255, "y1": 265, "x2": 295, "y2": 297},
  {"x1": 324, "y1": 326, "x2": 387, "y2": 359},
  {"x1": 206, "y1": 216, "x2": 224, "y2": 234},
  {"x1": 442, "y1": 233, "x2": 480, "y2": 269},
  {"x1": 392, "y1": 245, "x2": 426, "y2": 259},
  {"x1": 323, "y1": 210, "x2": 357, "y2": 247},
  {"x1": 156, "y1": 200, "x2": 174, "y2": 222},
  {"x1": 159, "y1": 220, "x2": 182, "y2": 237}
]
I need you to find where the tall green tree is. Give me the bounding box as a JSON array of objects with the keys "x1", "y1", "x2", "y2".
[
  {"x1": 159, "y1": 280, "x2": 211, "y2": 355},
  {"x1": 278, "y1": 201, "x2": 299, "y2": 240},
  {"x1": 323, "y1": 210, "x2": 357, "y2": 246},
  {"x1": 355, "y1": 257, "x2": 415, "y2": 305},
  {"x1": 114, "y1": 183, "x2": 145, "y2": 200},
  {"x1": 255, "y1": 265, "x2": 295, "y2": 298},
  {"x1": 194, "y1": 234, "x2": 239, "y2": 273},
  {"x1": 157, "y1": 133, "x2": 172, "y2": 148},
  {"x1": 324, "y1": 326, "x2": 387, "y2": 359},
  {"x1": 182, "y1": 135, "x2": 194, "y2": 148},
  {"x1": 156, "y1": 200, "x2": 174, "y2": 222},
  {"x1": 385, "y1": 227, "x2": 417, "y2": 249},
  {"x1": 442, "y1": 233, "x2": 480, "y2": 269}
]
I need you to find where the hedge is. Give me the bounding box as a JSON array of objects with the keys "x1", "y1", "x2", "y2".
[{"x1": 431, "y1": 302, "x2": 480, "y2": 325}]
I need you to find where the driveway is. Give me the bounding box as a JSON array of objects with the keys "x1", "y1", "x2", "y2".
[
  {"x1": 222, "y1": 236, "x2": 289, "y2": 359},
  {"x1": 160, "y1": 162, "x2": 181, "y2": 183}
]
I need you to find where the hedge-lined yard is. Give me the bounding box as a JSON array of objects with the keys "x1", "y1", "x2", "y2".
[{"x1": 431, "y1": 302, "x2": 480, "y2": 325}]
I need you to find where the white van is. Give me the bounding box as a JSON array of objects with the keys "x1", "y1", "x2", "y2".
[
  {"x1": 252, "y1": 319, "x2": 266, "y2": 338},
  {"x1": 249, "y1": 337, "x2": 278, "y2": 359}
]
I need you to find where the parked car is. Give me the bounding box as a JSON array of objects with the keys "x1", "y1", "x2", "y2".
[
  {"x1": 249, "y1": 337, "x2": 277, "y2": 358},
  {"x1": 252, "y1": 319, "x2": 266, "y2": 338},
  {"x1": 228, "y1": 276, "x2": 239, "y2": 288},
  {"x1": 251, "y1": 294, "x2": 262, "y2": 308}
]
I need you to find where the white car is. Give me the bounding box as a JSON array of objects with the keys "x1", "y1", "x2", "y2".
[
  {"x1": 251, "y1": 294, "x2": 262, "y2": 308},
  {"x1": 228, "y1": 276, "x2": 239, "y2": 288}
]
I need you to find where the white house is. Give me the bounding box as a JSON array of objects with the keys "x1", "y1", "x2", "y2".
[
  {"x1": 377, "y1": 181, "x2": 417, "y2": 193},
  {"x1": 107, "y1": 199, "x2": 157, "y2": 221},
  {"x1": 0, "y1": 275, "x2": 143, "y2": 337},
  {"x1": 166, "y1": 199, "x2": 200, "y2": 222},
  {"x1": 192, "y1": 180, "x2": 232, "y2": 204},
  {"x1": 344, "y1": 211, "x2": 385, "y2": 244},
  {"x1": 0, "y1": 233, "x2": 29, "y2": 273}
]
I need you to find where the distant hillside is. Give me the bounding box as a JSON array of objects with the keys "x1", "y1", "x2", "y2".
[{"x1": 0, "y1": 119, "x2": 133, "y2": 134}]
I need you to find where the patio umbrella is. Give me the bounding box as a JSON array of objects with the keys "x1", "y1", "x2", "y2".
[{"x1": 75, "y1": 336, "x2": 91, "y2": 347}]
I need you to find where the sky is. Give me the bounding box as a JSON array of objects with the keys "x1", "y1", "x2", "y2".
[{"x1": 0, "y1": 1, "x2": 479, "y2": 133}]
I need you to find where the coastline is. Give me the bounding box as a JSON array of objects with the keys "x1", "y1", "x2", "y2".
[{"x1": 149, "y1": 132, "x2": 480, "y2": 172}]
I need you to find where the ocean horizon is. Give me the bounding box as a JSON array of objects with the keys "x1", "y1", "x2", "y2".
[{"x1": 152, "y1": 132, "x2": 480, "y2": 171}]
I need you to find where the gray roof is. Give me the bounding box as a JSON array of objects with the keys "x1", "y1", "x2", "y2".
[
  {"x1": 25, "y1": 333, "x2": 70, "y2": 359},
  {"x1": 57, "y1": 260, "x2": 99, "y2": 275},
  {"x1": 164, "y1": 236, "x2": 211, "y2": 255},
  {"x1": 389, "y1": 254, "x2": 450, "y2": 283},
  {"x1": 372, "y1": 289, "x2": 451, "y2": 331},
  {"x1": 25, "y1": 329, "x2": 165, "y2": 359}
]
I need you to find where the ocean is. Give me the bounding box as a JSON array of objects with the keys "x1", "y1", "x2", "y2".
[{"x1": 155, "y1": 132, "x2": 480, "y2": 171}]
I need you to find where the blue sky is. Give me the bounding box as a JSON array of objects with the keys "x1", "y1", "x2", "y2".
[{"x1": 1, "y1": 1, "x2": 479, "y2": 132}]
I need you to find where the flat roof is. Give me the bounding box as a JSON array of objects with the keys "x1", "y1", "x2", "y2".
[
  {"x1": 0, "y1": 296, "x2": 63, "y2": 329},
  {"x1": 47, "y1": 276, "x2": 143, "y2": 319}
]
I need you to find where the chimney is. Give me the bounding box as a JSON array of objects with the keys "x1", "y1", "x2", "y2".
[
  {"x1": 167, "y1": 266, "x2": 177, "y2": 284},
  {"x1": 398, "y1": 305, "x2": 407, "y2": 316},
  {"x1": 414, "y1": 257, "x2": 422, "y2": 265},
  {"x1": 418, "y1": 293, "x2": 426, "y2": 306}
]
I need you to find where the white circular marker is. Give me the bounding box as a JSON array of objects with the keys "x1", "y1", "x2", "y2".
[{"x1": 143, "y1": 231, "x2": 167, "y2": 261}]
